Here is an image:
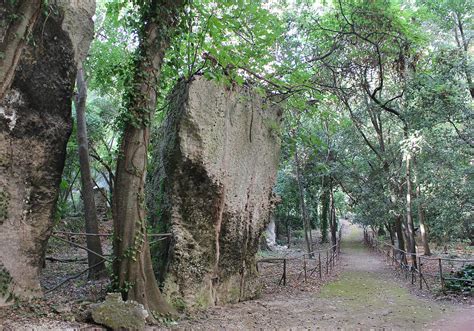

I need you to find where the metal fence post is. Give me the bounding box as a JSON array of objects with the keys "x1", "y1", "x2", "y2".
[
  {"x1": 438, "y1": 258, "x2": 444, "y2": 291},
  {"x1": 303, "y1": 255, "x2": 307, "y2": 282},
  {"x1": 418, "y1": 256, "x2": 422, "y2": 290},
  {"x1": 318, "y1": 253, "x2": 322, "y2": 279}
]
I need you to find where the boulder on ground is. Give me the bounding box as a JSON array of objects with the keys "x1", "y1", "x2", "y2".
[
  {"x1": 91, "y1": 293, "x2": 148, "y2": 330},
  {"x1": 148, "y1": 76, "x2": 282, "y2": 310}
]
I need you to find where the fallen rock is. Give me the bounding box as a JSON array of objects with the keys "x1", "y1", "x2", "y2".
[{"x1": 91, "y1": 293, "x2": 148, "y2": 330}]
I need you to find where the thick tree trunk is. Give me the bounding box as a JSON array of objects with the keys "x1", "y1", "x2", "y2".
[
  {"x1": 74, "y1": 66, "x2": 106, "y2": 279},
  {"x1": 294, "y1": 147, "x2": 313, "y2": 256},
  {"x1": 112, "y1": 0, "x2": 183, "y2": 317}
]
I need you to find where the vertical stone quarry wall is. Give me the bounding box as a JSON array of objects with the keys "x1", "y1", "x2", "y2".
[
  {"x1": 0, "y1": 0, "x2": 95, "y2": 304},
  {"x1": 148, "y1": 76, "x2": 281, "y2": 310}
]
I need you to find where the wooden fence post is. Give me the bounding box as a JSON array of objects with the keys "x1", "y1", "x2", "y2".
[{"x1": 283, "y1": 258, "x2": 287, "y2": 286}]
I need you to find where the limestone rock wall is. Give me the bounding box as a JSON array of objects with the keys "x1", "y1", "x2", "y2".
[
  {"x1": 265, "y1": 216, "x2": 277, "y2": 247},
  {"x1": 0, "y1": 0, "x2": 95, "y2": 304},
  {"x1": 148, "y1": 76, "x2": 281, "y2": 310}
]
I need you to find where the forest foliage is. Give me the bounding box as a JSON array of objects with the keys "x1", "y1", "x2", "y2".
[{"x1": 60, "y1": 0, "x2": 472, "y2": 269}]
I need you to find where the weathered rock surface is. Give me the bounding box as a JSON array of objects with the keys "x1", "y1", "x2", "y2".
[
  {"x1": 263, "y1": 215, "x2": 288, "y2": 251},
  {"x1": 148, "y1": 76, "x2": 282, "y2": 310},
  {"x1": 91, "y1": 293, "x2": 149, "y2": 330},
  {"x1": 94, "y1": 187, "x2": 109, "y2": 221},
  {"x1": 0, "y1": 0, "x2": 95, "y2": 303},
  {"x1": 265, "y1": 216, "x2": 277, "y2": 248}
]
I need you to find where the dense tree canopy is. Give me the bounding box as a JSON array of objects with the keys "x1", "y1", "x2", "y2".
[{"x1": 60, "y1": 0, "x2": 472, "y2": 250}]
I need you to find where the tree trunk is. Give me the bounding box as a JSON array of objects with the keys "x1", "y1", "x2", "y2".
[
  {"x1": 405, "y1": 152, "x2": 417, "y2": 268},
  {"x1": 320, "y1": 176, "x2": 329, "y2": 243},
  {"x1": 418, "y1": 203, "x2": 431, "y2": 255},
  {"x1": 112, "y1": 0, "x2": 183, "y2": 317},
  {"x1": 413, "y1": 158, "x2": 431, "y2": 256},
  {"x1": 454, "y1": 14, "x2": 474, "y2": 98},
  {"x1": 74, "y1": 66, "x2": 106, "y2": 279},
  {"x1": 329, "y1": 181, "x2": 337, "y2": 251},
  {"x1": 0, "y1": 0, "x2": 42, "y2": 99},
  {"x1": 286, "y1": 210, "x2": 291, "y2": 246},
  {"x1": 395, "y1": 215, "x2": 406, "y2": 262},
  {"x1": 294, "y1": 146, "x2": 313, "y2": 256},
  {"x1": 386, "y1": 222, "x2": 395, "y2": 245}
]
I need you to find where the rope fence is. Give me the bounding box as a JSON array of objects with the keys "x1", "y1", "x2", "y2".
[
  {"x1": 363, "y1": 230, "x2": 473, "y2": 294},
  {"x1": 45, "y1": 228, "x2": 347, "y2": 293},
  {"x1": 43, "y1": 231, "x2": 172, "y2": 293},
  {"x1": 257, "y1": 227, "x2": 343, "y2": 287}
]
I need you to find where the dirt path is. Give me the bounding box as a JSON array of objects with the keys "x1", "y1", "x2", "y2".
[{"x1": 176, "y1": 223, "x2": 474, "y2": 330}]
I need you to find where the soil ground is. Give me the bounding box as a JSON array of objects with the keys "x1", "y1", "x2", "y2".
[
  {"x1": 175, "y1": 222, "x2": 474, "y2": 330},
  {"x1": 1, "y1": 221, "x2": 472, "y2": 330}
]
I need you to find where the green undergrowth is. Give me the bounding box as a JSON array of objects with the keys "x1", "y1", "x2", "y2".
[{"x1": 445, "y1": 264, "x2": 474, "y2": 295}]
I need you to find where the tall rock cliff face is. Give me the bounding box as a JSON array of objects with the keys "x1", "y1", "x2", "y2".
[
  {"x1": 0, "y1": 0, "x2": 95, "y2": 304},
  {"x1": 148, "y1": 76, "x2": 282, "y2": 310}
]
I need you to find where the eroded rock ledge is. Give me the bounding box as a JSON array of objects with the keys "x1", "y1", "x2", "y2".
[{"x1": 148, "y1": 76, "x2": 282, "y2": 310}]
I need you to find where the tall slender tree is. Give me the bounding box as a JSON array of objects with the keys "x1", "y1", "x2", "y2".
[
  {"x1": 112, "y1": 0, "x2": 185, "y2": 316},
  {"x1": 75, "y1": 65, "x2": 107, "y2": 279},
  {"x1": 294, "y1": 144, "x2": 313, "y2": 256}
]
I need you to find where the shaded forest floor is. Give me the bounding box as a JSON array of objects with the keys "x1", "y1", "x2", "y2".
[{"x1": 176, "y1": 222, "x2": 474, "y2": 330}]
